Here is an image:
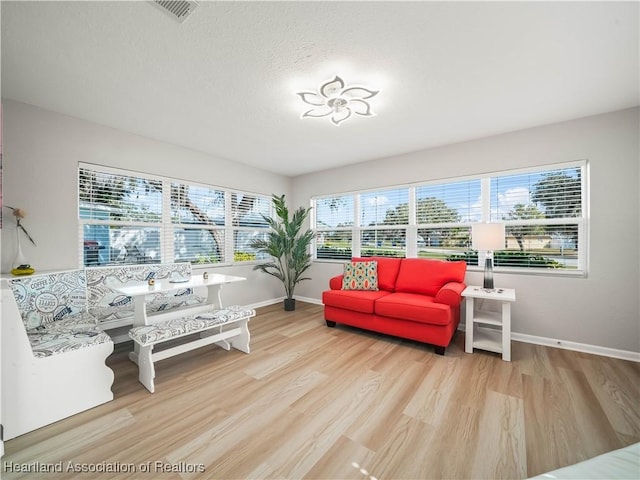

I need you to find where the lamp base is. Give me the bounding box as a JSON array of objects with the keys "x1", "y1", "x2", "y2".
[{"x1": 483, "y1": 257, "x2": 494, "y2": 290}]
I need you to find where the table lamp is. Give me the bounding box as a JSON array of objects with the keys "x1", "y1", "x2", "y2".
[{"x1": 472, "y1": 223, "x2": 505, "y2": 290}]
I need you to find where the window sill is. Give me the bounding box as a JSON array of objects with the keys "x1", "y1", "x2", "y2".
[{"x1": 312, "y1": 259, "x2": 586, "y2": 278}]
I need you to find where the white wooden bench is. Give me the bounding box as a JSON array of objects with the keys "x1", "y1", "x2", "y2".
[
  {"x1": 2, "y1": 270, "x2": 114, "y2": 440},
  {"x1": 129, "y1": 305, "x2": 255, "y2": 393}
]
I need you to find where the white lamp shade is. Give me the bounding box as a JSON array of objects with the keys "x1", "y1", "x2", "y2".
[{"x1": 472, "y1": 223, "x2": 505, "y2": 251}]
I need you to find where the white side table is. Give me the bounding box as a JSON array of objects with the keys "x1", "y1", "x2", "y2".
[{"x1": 462, "y1": 286, "x2": 516, "y2": 361}]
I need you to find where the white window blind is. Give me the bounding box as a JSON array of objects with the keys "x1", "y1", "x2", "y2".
[
  {"x1": 490, "y1": 166, "x2": 583, "y2": 270},
  {"x1": 79, "y1": 167, "x2": 162, "y2": 265},
  {"x1": 171, "y1": 183, "x2": 226, "y2": 264},
  {"x1": 314, "y1": 195, "x2": 354, "y2": 259},
  {"x1": 416, "y1": 180, "x2": 479, "y2": 224},
  {"x1": 315, "y1": 196, "x2": 354, "y2": 228},
  {"x1": 359, "y1": 188, "x2": 409, "y2": 257},
  {"x1": 360, "y1": 189, "x2": 409, "y2": 226},
  {"x1": 78, "y1": 164, "x2": 272, "y2": 267},
  {"x1": 491, "y1": 167, "x2": 582, "y2": 220},
  {"x1": 79, "y1": 168, "x2": 163, "y2": 222},
  {"x1": 232, "y1": 193, "x2": 271, "y2": 261},
  {"x1": 415, "y1": 179, "x2": 480, "y2": 258},
  {"x1": 311, "y1": 161, "x2": 587, "y2": 275}
]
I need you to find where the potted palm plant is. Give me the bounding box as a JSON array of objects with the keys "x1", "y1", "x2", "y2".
[{"x1": 251, "y1": 194, "x2": 314, "y2": 311}]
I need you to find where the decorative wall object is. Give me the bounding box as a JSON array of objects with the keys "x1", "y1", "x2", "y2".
[{"x1": 297, "y1": 75, "x2": 379, "y2": 126}]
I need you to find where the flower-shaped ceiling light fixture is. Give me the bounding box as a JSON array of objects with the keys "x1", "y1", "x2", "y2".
[{"x1": 296, "y1": 75, "x2": 379, "y2": 126}]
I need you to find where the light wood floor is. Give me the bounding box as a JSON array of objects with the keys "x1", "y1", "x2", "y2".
[{"x1": 4, "y1": 302, "x2": 640, "y2": 479}]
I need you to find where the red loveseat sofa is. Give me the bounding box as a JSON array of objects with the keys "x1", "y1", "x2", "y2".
[{"x1": 322, "y1": 257, "x2": 467, "y2": 355}]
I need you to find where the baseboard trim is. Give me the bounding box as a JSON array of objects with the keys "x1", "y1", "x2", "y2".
[
  {"x1": 270, "y1": 297, "x2": 640, "y2": 362},
  {"x1": 247, "y1": 297, "x2": 285, "y2": 309},
  {"x1": 510, "y1": 332, "x2": 640, "y2": 362},
  {"x1": 248, "y1": 297, "x2": 323, "y2": 309},
  {"x1": 294, "y1": 296, "x2": 323, "y2": 306},
  {"x1": 249, "y1": 296, "x2": 326, "y2": 309},
  {"x1": 457, "y1": 323, "x2": 639, "y2": 362}
]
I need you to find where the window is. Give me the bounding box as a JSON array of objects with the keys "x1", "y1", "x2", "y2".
[
  {"x1": 78, "y1": 164, "x2": 271, "y2": 267},
  {"x1": 314, "y1": 195, "x2": 354, "y2": 259},
  {"x1": 416, "y1": 179, "x2": 480, "y2": 260},
  {"x1": 311, "y1": 161, "x2": 587, "y2": 275},
  {"x1": 79, "y1": 168, "x2": 163, "y2": 265},
  {"x1": 491, "y1": 166, "x2": 583, "y2": 270},
  {"x1": 360, "y1": 188, "x2": 408, "y2": 257},
  {"x1": 171, "y1": 183, "x2": 225, "y2": 264},
  {"x1": 231, "y1": 193, "x2": 271, "y2": 262}
]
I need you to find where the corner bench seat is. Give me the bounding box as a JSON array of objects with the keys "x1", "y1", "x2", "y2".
[
  {"x1": 4, "y1": 262, "x2": 254, "y2": 431},
  {"x1": 26, "y1": 311, "x2": 112, "y2": 358},
  {"x1": 3, "y1": 270, "x2": 114, "y2": 440}
]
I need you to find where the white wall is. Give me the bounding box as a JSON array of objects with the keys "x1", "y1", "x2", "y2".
[
  {"x1": 292, "y1": 108, "x2": 640, "y2": 354},
  {"x1": 3, "y1": 101, "x2": 638, "y2": 354},
  {"x1": 1, "y1": 100, "x2": 290, "y2": 305}
]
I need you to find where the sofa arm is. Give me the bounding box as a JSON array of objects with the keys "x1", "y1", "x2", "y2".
[
  {"x1": 329, "y1": 275, "x2": 344, "y2": 290},
  {"x1": 434, "y1": 282, "x2": 466, "y2": 307}
]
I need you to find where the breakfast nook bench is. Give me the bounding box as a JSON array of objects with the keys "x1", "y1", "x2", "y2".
[
  {"x1": 129, "y1": 305, "x2": 254, "y2": 393},
  {"x1": 3, "y1": 269, "x2": 114, "y2": 440},
  {"x1": 2, "y1": 262, "x2": 256, "y2": 440},
  {"x1": 108, "y1": 265, "x2": 253, "y2": 392}
]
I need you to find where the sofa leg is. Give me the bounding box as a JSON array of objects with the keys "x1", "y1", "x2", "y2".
[
  {"x1": 325, "y1": 320, "x2": 336, "y2": 327},
  {"x1": 434, "y1": 345, "x2": 445, "y2": 356}
]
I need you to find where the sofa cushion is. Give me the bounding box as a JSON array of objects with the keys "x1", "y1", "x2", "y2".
[
  {"x1": 322, "y1": 289, "x2": 391, "y2": 314},
  {"x1": 395, "y1": 259, "x2": 467, "y2": 297},
  {"x1": 375, "y1": 292, "x2": 452, "y2": 326},
  {"x1": 352, "y1": 257, "x2": 402, "y2": 291},
  {"x1": 342, "y1": 261, "x2": 378, "y2": 291}
]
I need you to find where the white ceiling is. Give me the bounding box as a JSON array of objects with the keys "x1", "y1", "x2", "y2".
[{"x1": 2, "y1": 1, "x2": 638, "y2": 177}]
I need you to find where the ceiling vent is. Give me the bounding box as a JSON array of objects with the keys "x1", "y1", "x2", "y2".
[{"x1": 152, "y1": 1, "x2": 199, "y2": 23}]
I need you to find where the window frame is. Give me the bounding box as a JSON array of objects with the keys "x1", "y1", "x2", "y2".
[
  {"x1": 311, "y1": 160, "x2": 589, "y2": 277},
  {"x1": 313, "y1": 194, "x2": 355, "y2": 260},
  {"x1": 78, "y1": 163, "x2": 272, "y2": 267},
  {"x1": 359, "y1": 187, "x2": 410, "y2": 259}
]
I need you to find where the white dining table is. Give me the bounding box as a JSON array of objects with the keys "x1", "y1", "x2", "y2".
[
  {"x1": 114, "y1": 273, "x2": 246, "y2": 327},
  {"x1": 114, "y1": 272, "x2": 246, "y2": 364}
]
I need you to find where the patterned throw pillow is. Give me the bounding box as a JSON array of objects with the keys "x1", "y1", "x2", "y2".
[{"x1": 342, "y1": 261, "x2": 379, "y2": 291}]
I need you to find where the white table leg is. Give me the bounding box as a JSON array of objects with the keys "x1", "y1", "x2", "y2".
[
  {"x1": 502, "y1": 301, "x2": 511, "y2": 361},
  {"x1": 465, "y1": 297, "x2": 474, "y2": 354},
  {"x1": 206, "y1": 283, "x2": 223, "y2": 308}
]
